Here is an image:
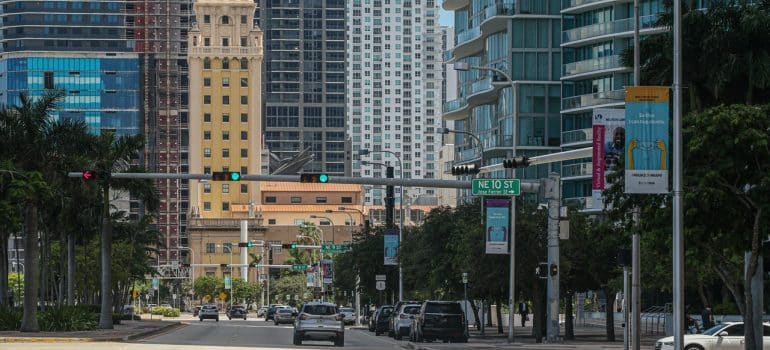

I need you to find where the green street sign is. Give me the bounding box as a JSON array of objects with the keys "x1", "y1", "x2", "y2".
[
  {"x1": 472, "y1": 179, "x2": 521, "y2": 196},
  {"x1": 292, "y1": 264, "x2": 308, "y2": 272},
  {"x1": 321, "y1": 244, "x2": 349, "y2": 253}
]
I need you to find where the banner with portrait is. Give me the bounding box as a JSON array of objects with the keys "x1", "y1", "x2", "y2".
[
  {"x1": 624, "y1": 86, "x2": 670, "y2": 194},
  {"x1": 384, "y1": 229, "x2": 399, "y2": 266},
  {"x1": 321, "y1": 259, "x2": 333, "y2": 285},
  {"x1": 485, "y1": 198, "x2": 510, "y2": 254},
  {"x1": 592, "y1": 108, "x2": 626, "y2": 209}
]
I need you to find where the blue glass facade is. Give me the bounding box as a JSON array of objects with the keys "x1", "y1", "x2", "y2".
[{"x1": 0, "y1": 56, "x2": 141, "y2": 135}]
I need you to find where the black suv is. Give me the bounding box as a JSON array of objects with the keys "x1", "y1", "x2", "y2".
[
  {"x1": 374, "y1": 305, "x2": 394, "y2": 336},
  {"x1": 409, "y1": 301, "x2": 468, "y2": 343}
]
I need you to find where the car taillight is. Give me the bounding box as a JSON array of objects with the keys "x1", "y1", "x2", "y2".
[{"x1": 300, "y1": 314, "x2": 310, "y2": 320}]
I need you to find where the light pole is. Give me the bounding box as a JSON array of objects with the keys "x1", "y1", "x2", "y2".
[
  {"x1": 453, "y1": 61, "x2": 519, "y2": 343},
  {"x1": 178, "y1": 246, "x2": 195, "y2": 308},
  {"x1": 462, "y1": 272, "x2": 468, "y2": 315},
  {"x1": 359, "y1": 149, "x2": 404, "y2": 302},
  {"x1": 326, "y1": 209, "x2": 354, "y2": 226},
  {"x1": 302, "y1": 223, "x2": 326, "y2": 301},
  {"x1": 310, "y1": 215, "x2": 335, "y2": 243},
  {"x1": 338, "y1": 206, "x2": 366, "y2": 227}
]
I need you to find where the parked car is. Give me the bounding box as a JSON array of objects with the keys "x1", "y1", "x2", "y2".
[
  {"x1": 193, "y1": 306, "x2": 202, "y2": 317},
  {"x1": 199, "y1": 304, "x2": 219, "y2": 322},
  {"x1": 339, "y1": 307, "x2": 356, "y2": 325},
  {"x1": 389, "y1": 300, "x2": 422, "y2": 337},
  {"x1": 656, "y1": 322, "x2": 770, "y2": 350},
  {"x1": 293, "y1": 302, "x2": 344, "y2": 347},
  {"x1": 274, "y1": 307, "x2": 297, "y2": 325},
  {"x1": 374, "y1": 305, "x2": 394, "y2": 336},
  {"x1": 227, "y1": 305, "x2": 247, "y2": 320},
  {"x1": 410, "y1": 301, "x2": 468, "y2": 343},
  {"x1": 256, "y1": 306, "x2": 268, "y2": 317},
  {"x1": 265, "y1": 304, "x2": 288, "y2": 321},
  {"x1": 392, "y1": 304, "x2": 421, "y2": 340}
]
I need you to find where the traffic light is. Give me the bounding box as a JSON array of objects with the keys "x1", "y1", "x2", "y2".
[
  {"x1": 212, "y1": 171, "x2": 241, "y2": 181},
  {"x1": 502, "y1": 156, "x2": 530, "y2": 169},
  {"x1": 550, "y1": 263, "x2": 558, "y2": 276},
  {"x1": 291, "y1": 242, "x2": 298, "y2": 249},
  {"x1": 300, "y1": 173, "x2": 329, "y2": 183},
  {"x1": 536, "y1": 262, "x2": 549, "y2": 279},
  {"x1": 238, "y1": 242, "x2": 253, "y2": 248},
  {"x1": 281, "y1": 243, "x2": 294, "y2": 249},
  {"x1": 451, "y1": 163, "x2": 481, "y2": 176},
  {"x1": 81, "y1": 170, "x2": 109, "y2": 181}
]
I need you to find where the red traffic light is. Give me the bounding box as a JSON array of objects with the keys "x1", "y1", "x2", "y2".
[
  {"x1": 82, "y1": 171, "x2": 108, "y2": 181},
  {"x1": 82, "y1": 171, "x2": 95, "y2": 180}
]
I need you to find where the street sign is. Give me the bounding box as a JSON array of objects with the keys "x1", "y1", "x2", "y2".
[
  {"x1": 376, "y1": 281, "x2": 386, "y2": 291},
  {"x1": 375, "y1": 274, "x2": 386, "y2": 281},
  {"x1": 321, "y1": 243, "x2": 349, "y2": 253},
  {"x1": 472, "y1": 179, "x2": 521, "y2": 196},
  {"x1": 292, "y1": 264, "x2": 308, "y2": 272},
  {"x1": 219, "y1": 292, "x2": 227, "y2": 301},
  {"x1": 172, "y1": 294, "x2": 177, "y2": 300}
]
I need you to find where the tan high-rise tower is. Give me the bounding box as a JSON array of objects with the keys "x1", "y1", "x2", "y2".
[{"x1": 188, "y1": 0, "x2": 263, "y2": 219}]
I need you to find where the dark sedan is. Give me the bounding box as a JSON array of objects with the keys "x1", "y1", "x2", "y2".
[
  {"x1": 374, "y1": 305, "x2": 394, "y2": 336},
  {"x1": 227, "y1": 305, "x2": 247, "y2": 320}
]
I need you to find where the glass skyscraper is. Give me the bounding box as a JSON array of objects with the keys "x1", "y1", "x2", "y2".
[{"x1": 257, "y1": 0, "x2": 348, "y2": 176}]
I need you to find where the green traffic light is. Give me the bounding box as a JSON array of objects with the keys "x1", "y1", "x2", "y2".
[
  {"x1": 230, "y1": 172, "x2": 241, "y2": 181},
  {"x1": 319, "y1": 174, "x2": 329, "y2": 183},
  {"x1": 291, "y1": 243, "x2": 297, "y2": 249},
  {"x1": 247, "y1": 242, "x2": 253, "y2": 247}
]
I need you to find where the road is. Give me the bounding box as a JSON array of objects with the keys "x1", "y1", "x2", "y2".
[{"x1": 2, "y1": 319, "x2": 406, "y2": 350}]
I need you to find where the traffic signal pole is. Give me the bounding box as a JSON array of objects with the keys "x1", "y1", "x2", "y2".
[
  {"x1": 240, "y1": 221, "x2": 248, "y2": 283},
  {"x1": 545, "y1": 173, "x2": 561, "y2": 342}
]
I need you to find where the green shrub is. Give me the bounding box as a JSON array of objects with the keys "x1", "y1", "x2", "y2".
[
  {"x1": 38, "y1": 306, "x2": 98, "y2": 331},
  {"x1": 120, "y1": 314, "x2": 141, "y2": 321},
  {"x1": 72, "y1": 305, "x2": 101, "y2": 314},
  {"x1": 112, "y1": 314, "x2": 122, "y2": 325},
  {"x1": 0, "y1": 307, "x2": 22, "y2": 331},
  {"x1": 713, "y1": 302, "x2": 739, "y2": 315},
  {"x1": 150, "y1": 307, "x2": 180, "y2": 317}
]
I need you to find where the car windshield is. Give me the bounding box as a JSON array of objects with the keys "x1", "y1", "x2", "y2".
[
  {"x1": 303, "y1": 305, "x2": 337, "y2": 315},
  {"x1": 425, "y1": 303, "x2": 463, "y2": 314},
  {"x1": 703, "y1": 324, "x2": 730, "y2": 336},
  {"x1": 202, "y1": 305, "x2": 216, "y2": 310},
  {"x1": 403, "y1": 305, "x2": 421, "y2": 314},
  {"x1": 340, "y1": 308, "x2": 353, "y2": 312},
  {"x1": 380, "y1": 307, "x2": 394, "y2": 316},
  {"x1": 278, "y1": 309, "x2": 293, "y2": 314}
]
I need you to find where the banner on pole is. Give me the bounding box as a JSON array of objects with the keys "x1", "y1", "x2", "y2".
[
  {"x1": 485, "y1": 198, "x2": 510, "y2": 254},
  {"x1": 624, "y1": 86, "x2": 670, "y2": 194},
  {"x1": 592, "y1": 108, "x2": 626, "y2": 209},
  {"x1": 224, "y1": 276, "x2": 232, "y2": 290},
  {"x1": 152, "y1": 277, "x2": 159, "y2": 290},
  {"x1": 322, "y1": 259, "x2": 333, "y2": 284},
  {"x1": 306, "y1": 272, "x2": 316, "y2": 287},
  {"x1": 384, "y1": 228, "x2": 399, "y2": 265}
]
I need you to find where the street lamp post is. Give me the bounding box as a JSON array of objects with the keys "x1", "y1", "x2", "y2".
[
  {"x1": 310, "y1": 215, "x2": 335, "y2": 243},
  {"x1": 453, "y1": 61, "x2": 519, "y2": 343},
  {"x1": 178, "y1": 246, "x2": 195, "y2": 307},
  {"x1": 462, "y1": 272, "x2": 468, "y2": 315},
  {"x1": 327, "y1": 209, "x2": 354, "y2": 226},
  {"x1": 301, "y1": 223, "x2": 326, "y2": 301},
  {"x1": 359, "y1": 149, "x2": 404, "y2": 302}
]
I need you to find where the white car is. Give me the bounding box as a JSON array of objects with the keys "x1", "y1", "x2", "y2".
[
  {"x1": 293, "y1": 302, "x2": 344, "y2": 347},
  {"x1": 656, "y1": 322, "x2": 770, "y2": 350},
  {"x1": 339, "y1": 307, "x2": 356, "y2": 325}
]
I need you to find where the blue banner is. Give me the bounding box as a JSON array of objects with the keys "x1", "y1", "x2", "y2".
[
  {"x1": 307, "y1": 272, "x2": 316, "y2": 287},
  {"x1": 224, "y1": 276, "x2": 232, "y2": 290},
  {"x1": 384, "y1": 228, "x2": 399, "y2": 266},
  {"x1": 485, "y1": 199, "x2": 510, "y2": 254},
  {"x1": 624, "y1": 86, "x2": 670, "y2": 194}
]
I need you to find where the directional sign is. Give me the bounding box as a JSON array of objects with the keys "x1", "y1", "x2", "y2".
[
  {"x1": 292, "y1": 264, "x2": 308, "y2": 272},
  {"x1": 375, "y1": 274, "x2": 386, "y2": 281},
  {"x1": 472, "y1": 179, "x2": 521, "y2": 196},
  {"x1": 376, "y1": 281, "x2": 386, "y2": 291},
  {"x1": 322, "y1": 244, "x2": 349, "y2": 253}
]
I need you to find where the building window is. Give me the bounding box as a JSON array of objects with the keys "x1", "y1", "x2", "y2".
[
  {"x1": 222, "y1": 38, "x2": 229, "y2": 47},
  {"x1": 204, "y1": 37, "x2": 210, "y2": 46},
  {"x1": 223, "y1": 243, "x2": 232, "y2": 253},
  {"x1": 221, "y1": 16, "x2": 229, "y2": 24},
  {"x1": 204, "y1": 148, "x2": 211, "y2": 157},
  {"x1": 204, "y1": 131, "x2": 211, "y2": 140},
  {"x1": 222, "y1": 184, "x2": 229, "y2": 193},
  {"x1": 44, "y1": 71, "x2": 54, "y2": 89},
  {"x1": 291, "y1": 197, "x2": 302, "y2": 203},
  {"x1": 341, "y1": 196, "x2": 353, "y2": 204},
  {"x1": 222, "y1": 77, "x2": 229, "y2": 87},
  {"x1": 222, "y1": 148, "x2": 229, "y2": 158},
  {"x1": 240, "y1": 96, "x2": 247, "y2": 104},
  {"x1": 204, "y1": 58, "x2": 211, "y2": 69},
  {"x1": 241, "y1": 15, "x2": 247, "y2": 24},
  {"x1": 204, "y1": 202, "x2": 211, "y2": 211},
  {"x1": 241, "y1": 166, "x2": 248, "y2": 174},
  {"x1": 240, "y1": 149, "x2": 247, "y2": 157},
  {"x1": 240, "y1": 113, "x2": 248, "y2": 122},
  {"x1": 204, "y1": 166, "x2": 211, "y2": 174},
  {"x1": 222, "y1": 59, "x2": 230, "y2": 69},
  {"x1": 240, "y1": 59, "x2": 248, "y2": 69},
  {"x1": 240, "y1": 184, "x2": 247, "y2": 193},
  {"x1": 222, "y1": 113, "x2": 229, "y2": 122},
  {"x1": 206, "y1": 242, "x2": 216, "y2": 253},
  {"x1": 240, "y1": 131, "x2": 248, "y2": 140},
  {"x1": 204, "y1": 95, "x2": 211, "y2": 104},
  {"x1": 240, "y1": 78, "x2": 248, "y2": 87},
  {"x1": 222, "y1": 96, "x2": 229, "y2": 105},
  {"x1": 271, "y1": 240, "x2": 282, "y2": 254},
  {"x1": 265, "y1": 196, "x2": 277, "y2": 203},
  {"x1": 204, "y1": 15, "x2": 210, "y2": 23},
  {"x1": 204, "y1": 113, "x2": 211, "y2": 122},
  {"x1": 204, "y1": 78, "x2": 211, "y2": 87},
  {"x1": 222, "y1": 202, "x2": 230, "y2": 211},
  {"x1": 203, "y1": 184, "x2": 211, "y2": 193},
  {"x1": 268, "y1": 219, "x2": 276, "y2": 225},
  {"x1": 222, "y1": 131, "x2": 229, "y2": 140},
  {"x1": 316, "y1": 197, "x2": 327, "y2": 203},
  {"x1": 319, "y1": 220, "x2": 331, "y2": 226},
  {"x1": 241, "y1": 37, "x2": 247, "y2": 47}
]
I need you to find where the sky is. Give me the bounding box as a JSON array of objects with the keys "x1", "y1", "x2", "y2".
[{"x1": 439, "y1": 0, "x2": 454, "y2": 27}]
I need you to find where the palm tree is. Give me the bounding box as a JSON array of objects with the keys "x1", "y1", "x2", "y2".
[{"x1": 87, "y1": 131, "x2": 158, "y2": 329}]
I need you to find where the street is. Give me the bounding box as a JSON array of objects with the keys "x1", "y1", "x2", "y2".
[{"x1": 1, "y1": 320, "x2": 405, "y2": 350}]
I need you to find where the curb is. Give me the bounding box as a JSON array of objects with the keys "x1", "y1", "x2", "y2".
[{"x1": 123, "y1": 321, "x2": 186, "y2": 341}]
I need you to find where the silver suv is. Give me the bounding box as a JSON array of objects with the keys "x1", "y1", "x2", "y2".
[
  {"x1": 293, "y1": 302, "x2": 344, "y2": 347},
  {"x1": 199, "y1": 304, "x2": 219, "y2": 322}
]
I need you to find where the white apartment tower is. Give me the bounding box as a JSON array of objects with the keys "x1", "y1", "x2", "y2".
[{"x1": 347, "y1": 0, "x2": 444, "y2": 206}]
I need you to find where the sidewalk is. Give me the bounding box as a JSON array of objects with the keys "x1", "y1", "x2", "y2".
[{"x1": 0, "y1": 320, "x2": 184, "y2": 343}]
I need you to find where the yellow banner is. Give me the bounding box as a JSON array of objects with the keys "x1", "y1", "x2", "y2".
[{"x1": 625, "y1": 86, "x2": 670, "y2": 103}]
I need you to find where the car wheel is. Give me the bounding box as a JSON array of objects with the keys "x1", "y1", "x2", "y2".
[
  {"x1": 228, "y1": 317, "x2": 231, "y2": 320},
  {"x1": 244, "y1": 317, "x2": 247, "y2": 320},
  {"x1": 388, "y1": 329, "x2": 394, "y2": 337},
  {"x1": 274, "y1": 320, "x2": 279, "y2": 325},
  {"x1": 199, "y1": 318, "x2": 203, "y2": 322},
  {"x1": 684, "y1": 346, "x2": 704, "y2": 350},
  {"x1": 394, "y1": 332, "x2": 401, "y2": 340},
  {"x1": 293, "y1": 333, "x2": 302, "y2": 345},
  {"x1": 375, "y1": 330, "x2": 381, "y2": 336},
  {"x1": 216, "y1": 317, "x2": 219, "y2": 322},
  {"x1": 334, "y1": 336, "x2": 344, "y2": 347}
]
